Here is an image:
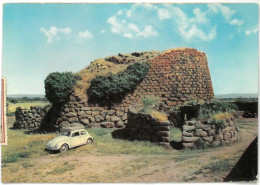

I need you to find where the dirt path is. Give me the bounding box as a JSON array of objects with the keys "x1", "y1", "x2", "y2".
[{"x1": 2, "y1": 118, "x2": 258, "y2": 183}]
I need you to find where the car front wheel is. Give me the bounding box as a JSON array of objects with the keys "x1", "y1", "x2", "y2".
[
  {"x1": 86, "y1": 138, "x2": 93, "y2": 144},
  {"x1": 59, "y1": 144, "x2": 69, "y2": 152}
]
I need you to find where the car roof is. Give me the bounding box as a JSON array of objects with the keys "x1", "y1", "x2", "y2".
[{"x1": 62, "y1": 127, "x2": 87, "y2": 132}]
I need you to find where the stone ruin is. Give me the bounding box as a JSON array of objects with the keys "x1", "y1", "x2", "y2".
[{"x1": 14, "y1": 47, "x2": 214, "y2": 131}]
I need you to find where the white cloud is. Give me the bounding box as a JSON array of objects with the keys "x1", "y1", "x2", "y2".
[
  {"x1": 40, "y1": 26, "x2": 72, "y2": 43},
  {"x1": 192, "y1": 8, "x2": 209, "y2": 24},
  {"x1": 158, "y1": 5, "x2": 216, "y2": 42},
  {"x1": 158, "y1": 8, "x2": 171, "y2": 20},
  {"x1": 78, "y1": 30, "x2": 93, "y2": 39},
  {"x1": 245, "y1": 25, "x2": 258, "y2": 35},
  {"x1": 59, "y1": 27, "x2": 72, "y2": 35},
  {"x1": 107, "y1": 6, "x2": 159, "y2": 39},
  {"x1": 137, "y1": 25, "x2": 158, "y2": 38},
  {"x1": 207, "y1": 4, "x2": 243, "y2": 26}
]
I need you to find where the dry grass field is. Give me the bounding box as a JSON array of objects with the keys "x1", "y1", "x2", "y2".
[
  {"x1": 1, "y1": 116, "x2": 257, "y2": 183},
  {"x1": 7, "y1": 102, "x2": 50, "y2": 113}
]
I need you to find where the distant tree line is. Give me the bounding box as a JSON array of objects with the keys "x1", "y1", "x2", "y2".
[{"x1": 7, "y1": 97, "x2": 49, "y2": 104}]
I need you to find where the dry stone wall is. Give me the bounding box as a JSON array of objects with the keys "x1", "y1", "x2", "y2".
[
  {"x1": 112, "y1": 107, "x2": 171, "y2": 147},
  {"x1": 14, "y1": 106, "x2": 47, "y2": 129},
  {"x1": 182, "y1": 118, "x2": 239, "y2": 149}
]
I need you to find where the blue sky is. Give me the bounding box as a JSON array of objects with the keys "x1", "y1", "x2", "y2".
[{"x1": 2, "y1": 3, "x2": 259, "y2": 95}]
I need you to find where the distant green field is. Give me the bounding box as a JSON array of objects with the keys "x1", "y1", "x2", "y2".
[{"x1": 7, "y1": 102, "x2": 50, "y2": 113}]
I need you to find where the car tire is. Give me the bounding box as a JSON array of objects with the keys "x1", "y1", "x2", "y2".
[
  {"x1": 59, "y1": 144, "x2": 69, "y2": 152},
  {"x1": 86, "y1": 138, "x2": 93, "y2": 144}
]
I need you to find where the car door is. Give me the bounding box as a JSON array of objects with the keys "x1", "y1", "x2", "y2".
[
  {"x1": 70, "y1": 131, "x2": 81, "y2": 147},
  {"x1": 80, "y1": 131, "x2": 87, "y2": 144}
]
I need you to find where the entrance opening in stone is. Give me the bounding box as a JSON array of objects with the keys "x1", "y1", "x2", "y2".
[{"x1": 169, "y1": 126, "x2": 183, "y2": 150}]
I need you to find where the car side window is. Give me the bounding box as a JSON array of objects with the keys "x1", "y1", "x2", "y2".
[
  {"x1": 71, "y1": 132, "x2": 80, "y2": 137},
  {"x1": 80, "y1": 131, "x2": 86, "y2": 135}
]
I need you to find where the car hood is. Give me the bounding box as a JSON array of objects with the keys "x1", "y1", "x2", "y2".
[{"x1": 47, "y1": 136, "x2": 69, "y2": 147}]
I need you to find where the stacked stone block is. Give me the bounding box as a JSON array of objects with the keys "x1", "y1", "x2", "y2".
[
  {"x1": 14, "y1": 106, "x2": 47, "y2": 129},
  {"x1": 120, "y1": 108, "x2": 171, "y2": 147},
  {"x1": 56, "y1": 93, "x2": 127, "y2": 129},
  {"x1": 182, "y1": 118, "x2": 239, "y2": 149}
]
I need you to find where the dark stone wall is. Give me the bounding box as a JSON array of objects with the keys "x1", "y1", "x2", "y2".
[
  {"x1": 182, "y1": 118, "x2": 239, "y2": 149},
  {"x1": 112, "y1": 107, "x2": 170, "y2": 147}
]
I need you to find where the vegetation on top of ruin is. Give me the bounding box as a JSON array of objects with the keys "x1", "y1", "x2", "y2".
[
  {"x1": 44, "y1": 72, "x2": 80, "y2": 106},
  {"x1": 74, "y1": 50, "x2": 160, "y2": 101},
  {"x1": 87, "y1": 62, "x2": 150, "y2": 106},
  {"x1": 141, "y1": 95, "x2": 168, "y2": 122}
]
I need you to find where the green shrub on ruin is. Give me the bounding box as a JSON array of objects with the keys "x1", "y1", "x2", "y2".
[
  {"x1": 44, "y1": 72, "x2": 80, "y2": 105},
  {"x1": 88, "y1": 62, "x2": 150, "y2": 105},
  {"x1": 141, "y1": 95, "x2": 160, "y2": 113}
]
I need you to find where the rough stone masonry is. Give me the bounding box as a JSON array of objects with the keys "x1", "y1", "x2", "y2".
[{"x1": 14, "y1": 48, "x2": 214, "y2": 129}]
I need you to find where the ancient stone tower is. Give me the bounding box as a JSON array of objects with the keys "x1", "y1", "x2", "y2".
[
  {"x1": 120, "y1": 48, "x2": 214, "y2": 107},
  {"x1": 55, "y1": 47, "x2": 214, "y2": 128},
  {"x1": 14, "y1": 47, "x2": 214, "y2": 129}
]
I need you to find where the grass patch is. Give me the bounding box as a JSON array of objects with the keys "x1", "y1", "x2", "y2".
[
  {"x1": 204, "y1": 159, "x2": 233, "y2": 173},
  {"x1": 150, "y1": 110, "x2": 168, "y2": 122},
  {"x1": 86, "y1": 128, "x2": 170, "y2": 155},
  {"x1": 22, "y1": 162, "x2": 35, "y2": 168},
  {"x1": 47, "y1": 162, "x2": 75, "y2": 175},
  {"x1": 169, "y1": 127, "x2": 182, "y2": 142},
  {"x1": 1, "y1": 129, "x2": 57, "y2": 163},
  {"x1": 8, "y1": 102, "x2": 50, "y2": 113}
]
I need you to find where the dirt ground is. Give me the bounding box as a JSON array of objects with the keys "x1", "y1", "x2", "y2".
[{"x1": 2, "y1": 117, "x2": 258, "y2": 183}]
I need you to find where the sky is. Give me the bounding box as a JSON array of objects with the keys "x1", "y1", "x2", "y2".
[{"x1": 2, "y1": 3, "x2": 259, "y2": 95}]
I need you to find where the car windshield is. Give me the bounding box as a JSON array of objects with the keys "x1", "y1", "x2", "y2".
[{"x1": 61, "y1": 131, "x2": 71, "y2": 137}]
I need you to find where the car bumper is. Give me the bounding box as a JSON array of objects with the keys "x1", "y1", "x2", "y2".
[{"x1": 45, "y1": 146, "x2": 58, "y2": 151}]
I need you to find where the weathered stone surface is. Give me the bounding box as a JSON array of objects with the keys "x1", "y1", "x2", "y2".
[
  {"x1": 224, "y1": 133, "x2": 232, "y2": 140},
  {"x1": 107, "y1": 110, "x2": 115, "y2": 115},
  {"x1": 105, "y1": 115, "x2": 111, "y2": 122},
  {"x1": 195, "y1": 129, "x2": 207, "y2": 137},
  {"x1": 81, "y1": 107, "x2": 90, "y2": 111},
  {"x1": 60, "y1": 121, "x2": 70, "y2": 128},
  {"x1": 111, "y1": 116, "x2": 121, "y2": 122},
  {"x1": 183, "y1": 131, "x2": 193, "y2": 137},
  {"x1": 183, "y1": 143, "x2": 195, "y2": 148},
  {"x1": 183, "y1": 125, "x2": 195, "y2": 131},
  {"x1": 182, "y1": 136, "x2": 200, "y2": 143},
  {"x1": 202, "y1": 125, "x2": 211, "y2": 131},
  {"x1": 202, "y1": 136, "x2": 213, "y2": 142},
  {"x1": 122, "y1": 113, "x2": 127, "y2": 121},
  {"x1": 116, "y1": 121, "x2": 124, "y2": 128},
  {"x1": 70, "y1": 123, "x2": 84, "y2": 128},
  {"x1": 80, "y1": 119, "x2": 89, "y2": 125},
  {"x1": 77, "y1": 111, "x2": 86, "y2": 116},
  {"x1": 157, "y1": 121, "x2": 170, "y2": 126},
  {"x1": 92, "y1": 111, "x2": 100, "y2": 117},
  {"x1": 100, "y1": 122, "x2": 115, "y2": 128},
  {"x1": 88, "y1": 116, "x2": 95, "y2": 123},
  {"x1": 66, "y1": 112, "x2": 77, "y2": 117},
  {"x1": 68, "y1": 117, "x2": 79, "y2": 123},
  {"x1": 95, "y1": 115, "x2": 104, "y2": 122},
  {"x1": 116, "y1": 111, "x2": 124, "y2": 117}
]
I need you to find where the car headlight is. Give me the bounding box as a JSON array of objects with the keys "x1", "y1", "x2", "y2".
[{"x1": 55, "y1": 144, "x2": 59, "y2": 148}]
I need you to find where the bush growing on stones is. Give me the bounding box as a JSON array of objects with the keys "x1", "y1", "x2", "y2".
[
  {"x1": 44, "y1": 72, "x2": 80, "y2": 105},
  {"x1": 88, "y1": 62, "x2": 150, "y2": 105},
  {"x1": 141, "y1": 95, "x2": 160, "y2": 113}
]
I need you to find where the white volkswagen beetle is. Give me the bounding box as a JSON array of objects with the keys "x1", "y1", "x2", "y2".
[{"x1": 46, "y1": 128, "x2": 94, "y2": 152}]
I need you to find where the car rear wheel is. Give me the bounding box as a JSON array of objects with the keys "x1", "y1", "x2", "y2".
[
  {"x1": 86, "y1": 138, "x2": 93, "y2": 144},
  {"x1": 59, "y1": 144, "x2": 68, "y2": 152}
]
